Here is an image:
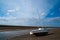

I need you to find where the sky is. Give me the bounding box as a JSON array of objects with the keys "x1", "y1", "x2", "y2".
[{"x1": 0, "y1": 0, "x2": 60, "y2": 27}]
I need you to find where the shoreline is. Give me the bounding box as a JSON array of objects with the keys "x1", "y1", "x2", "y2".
[{"x1": 9, "y1": 28, "x2": 60, "y2": 40}]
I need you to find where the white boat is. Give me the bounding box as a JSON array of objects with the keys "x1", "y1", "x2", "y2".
[{"x1": 30, "y1": 28, "x2": 48, "y2": 36}]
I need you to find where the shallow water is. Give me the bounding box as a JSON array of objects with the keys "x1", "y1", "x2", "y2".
[{"x1": 0, "y1": 30, "x2": 31, "y2": 40}]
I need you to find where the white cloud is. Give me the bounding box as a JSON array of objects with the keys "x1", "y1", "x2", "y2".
[
  {"x1": 39, "y1": 12, "x2": 46, "y2": 19},
  {"x1": 7, "y1": 10, "x2": 16, "y2": 12},
  {"x1": 7, "y1": 7, "x2": 20, "y2": 12},
  {"x1": 45, "y1": 17, "x2": 60, "y2": 22}
]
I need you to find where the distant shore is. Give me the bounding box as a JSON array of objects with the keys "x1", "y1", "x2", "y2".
[{"x1": 0, "y1": 25, "x2": 59, "y2": 31}]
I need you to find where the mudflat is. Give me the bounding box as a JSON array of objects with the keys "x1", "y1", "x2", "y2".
[{"x1": 9, "y1": 28, "x2": 60, "y2": 40}]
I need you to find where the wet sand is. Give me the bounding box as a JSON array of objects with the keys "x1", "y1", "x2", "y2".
[{"x1": 9, "y1": 28, "x2": 60, "y2": 40}]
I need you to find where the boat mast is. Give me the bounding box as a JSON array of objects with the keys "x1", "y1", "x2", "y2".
[{"x1": 37, "y1": 8, "x2": 43, "y2": 28}]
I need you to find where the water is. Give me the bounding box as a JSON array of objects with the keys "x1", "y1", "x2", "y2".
[{"x1": 0, "y1": 30, "x2": 30, "y2": 40}]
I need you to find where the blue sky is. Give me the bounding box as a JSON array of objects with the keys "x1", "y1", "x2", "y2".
[{"x1": 0, "y1": 0, "x2": 60, "y2": 27}]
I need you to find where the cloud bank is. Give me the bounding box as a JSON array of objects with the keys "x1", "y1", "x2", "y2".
[{"x1": 0, "y1": 0, "x2": 60, "y2": 27}]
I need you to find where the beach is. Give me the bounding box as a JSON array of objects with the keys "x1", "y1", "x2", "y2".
[
  {"x1": 8, "y1": 28, "x2": 60, "y2": 40},
  {"x1": 0, "y1": 27, "x2": 60, "y2": 40}
]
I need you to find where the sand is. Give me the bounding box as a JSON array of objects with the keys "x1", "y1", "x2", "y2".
[{"x1": 8, "y1": 28, "x2": 60, "y2": 40}]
